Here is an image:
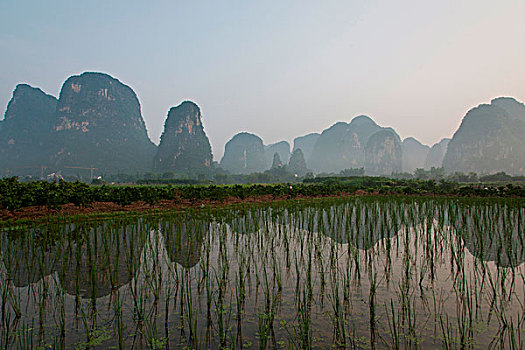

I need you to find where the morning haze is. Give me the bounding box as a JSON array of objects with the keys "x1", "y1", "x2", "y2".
[
  {"x1": 2, "y1": 2, "x2": 525, "y2": 349},
  {"x1": 1, "y1": 0, "x2": 524, "y2": 160}
]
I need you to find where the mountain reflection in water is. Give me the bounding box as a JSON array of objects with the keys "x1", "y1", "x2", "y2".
[{"x1": 0, "y1": 197, "x2": 523, "y2": 348}]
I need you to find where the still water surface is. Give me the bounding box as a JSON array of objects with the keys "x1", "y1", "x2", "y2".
[{"x1": 1, "y1": 197, "x2": 524, "y2": 349}]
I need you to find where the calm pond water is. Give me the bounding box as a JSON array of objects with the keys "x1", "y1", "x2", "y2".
[{"x1": 0, "y1": 197, "x2": 524, "y2": 349}]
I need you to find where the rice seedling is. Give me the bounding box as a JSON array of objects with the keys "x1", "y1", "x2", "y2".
[{"x1": 0, "y1": 196, "x2": 523, "y2": 347}]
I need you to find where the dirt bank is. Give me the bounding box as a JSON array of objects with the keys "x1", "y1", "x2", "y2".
[{"x1": 0, "y1": 192, "x2": 371, "y2": 225}]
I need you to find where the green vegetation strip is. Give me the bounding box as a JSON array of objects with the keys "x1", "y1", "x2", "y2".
[{"x1": 1, "y1": 176, "x2": 524, "y2": 213}]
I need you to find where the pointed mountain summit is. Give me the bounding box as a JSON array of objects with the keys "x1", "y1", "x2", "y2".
[
  {"x1": 293, "y1": 133, "x2": 319, "y2": 165},
  {"x1": 265, "y1": 141, "x2": 290, "y2": 167},
  {"x1": 271, "y1": 152, "x2": 283, "y2": 169},
  {"x1": 288, "y1": 148, "x2": 309, "y2": 176},
  {"x1": 0, "y1": 84, "x2": 57, "y2": 174},
  {"x1": 50, "y1": 72, "x2": 156, "y2": 173},
  {"x1": 490, "y1": 97, "x2": 525, "y2": 120},
  {"x1": 154, "y1": 101, "x2": 213, "y2": 173}
]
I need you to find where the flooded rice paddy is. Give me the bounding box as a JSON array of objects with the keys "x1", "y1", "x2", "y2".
[{"x1": 1, "y1": 197, "x2": 524, "y2": 349}]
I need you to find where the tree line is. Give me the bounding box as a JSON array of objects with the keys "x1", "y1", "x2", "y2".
[{"x1": 1, "y1": 176, "x2": 524, "y2": 212}]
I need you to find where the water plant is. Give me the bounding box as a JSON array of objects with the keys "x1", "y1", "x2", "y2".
[{"x1": 0, "y1": 196, "x2": 523, "y2": 348}]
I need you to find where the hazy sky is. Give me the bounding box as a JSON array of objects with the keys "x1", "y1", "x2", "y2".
[{"x1": 1, "y1": 0, "x2": 524, "y2": 160}]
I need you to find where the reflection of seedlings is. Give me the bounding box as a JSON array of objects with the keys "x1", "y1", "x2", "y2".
[
  {"x1": 59, "y1": 224, "x2": 145, "y2": 299},
  {"x1": 385, "y1": 300, "x2": 400, "y2": 350},
  {"x1": 296, "y1": 289, "x2": 312, "y2": 348},
  {"x1": 1, "y1": 198, "x2": 524, "y2": 348},
  {"x1": 112, "y1": 290, "x2": 127, "y2": 350}
]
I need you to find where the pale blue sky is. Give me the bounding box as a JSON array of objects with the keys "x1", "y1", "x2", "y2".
[{"x1": 1, "y1": 0, "x2": 524, "y2": 159}]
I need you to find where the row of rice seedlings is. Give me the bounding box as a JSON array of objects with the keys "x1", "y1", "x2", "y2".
[
  {"x1": 434, "y1": 200, "x2": 525, "y2": 348},
  {"x1": 206, "y1": 198, "x2": 524, "y2": 348},
  {"x1": 0, "y1": 197, "x2": 523, "y2": 347},
  {"x1": 4, "y1": 214, "x2": 151, "y2": 347}
]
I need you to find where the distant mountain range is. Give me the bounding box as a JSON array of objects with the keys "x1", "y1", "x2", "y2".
[{"x1": 1, "y1": 71, "x2": 524, "y2": 178}]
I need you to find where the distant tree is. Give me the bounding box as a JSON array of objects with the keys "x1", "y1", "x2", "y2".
[
  {"x1": 448, "y1": 171, "x2": 478, "y2": 183},
  {"x1": 415, "y1": 167, "x2": 445, "y2": 180},
  {"x1": 214, "y1": 173, "x2": 231, "y2": 184},
  {"x1": 339, "y1": 168, "x2": 365, "y2": 177},
  {"x1": 468, "y1": 172, "x2": 479, "y2": 182},
  {"x1": 304, "y1": 172, "x2": 314, "y2": 180},
  {"x1": 144, "y1": 172, "x2": 155, "y2": 180},
  {"x1": 162, "y1": 171, "x2": 175, "y2": 179},
  {"x1": 391, "y1": 172, "x2": 413, "y2": 179},
  {"x1": 414, "y1": 168, "x2": 429, "y2": 180},
  {"x1": 429, "y1": 167, "x2": 445, "y2": 180},
  {"x1": 480, "y1": 172, "x2": 512, "y2": 182}
]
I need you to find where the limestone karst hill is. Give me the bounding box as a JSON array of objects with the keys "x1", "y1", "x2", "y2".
[
  {"x1": 154, "y1": 101, "x2": 213, "y2": 173},
  {"x1": 50, "y1": 72, "x2": 156, "y2": 173},
  {"x1": 443, "y1": 97, "x2": 525, "y2": 175},
  {"x1": 0, "y1": 84, "x2": 57, "y2": 176},
  {"x1": 220, "y1": 132, "x2": 267, "y2": 174}
]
